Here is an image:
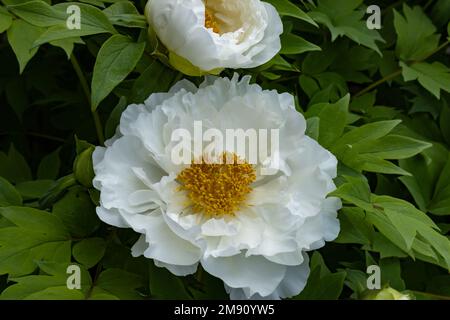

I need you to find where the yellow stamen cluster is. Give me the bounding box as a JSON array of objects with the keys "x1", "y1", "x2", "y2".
[
  {"x1": 177, "y1": 153, "x2": 256, "y2": 218},
  {"x1": 205, "y1": 5, "x2": 220, "y2": 33}
]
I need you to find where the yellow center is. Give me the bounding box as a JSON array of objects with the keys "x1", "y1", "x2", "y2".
[
  {"x1": 205, "y1": 3, "x2": 220, "y2": 33},
  {"x1": 177, "y1": 153, "x2": 256, "y2": 218}
]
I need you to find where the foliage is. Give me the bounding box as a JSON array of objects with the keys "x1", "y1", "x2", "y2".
[{"x1": 0, "y1": 0, "x2": 449, "y2": 300}]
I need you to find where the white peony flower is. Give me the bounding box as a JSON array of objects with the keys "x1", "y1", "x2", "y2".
[
  {"x1": 92, "y1": 75, "x2": 341, "y2": 299},
  {"x1": 145, "y1": 0, "x2": 283, "y2": 74}
]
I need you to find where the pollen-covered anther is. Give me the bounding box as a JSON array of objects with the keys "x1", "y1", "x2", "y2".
[
  {"x1": 204, "y1": 2, "x2": 220, "y2": 33},
  {"x1": 177, "y1": 153, "x2": 256, "y2": 217}
]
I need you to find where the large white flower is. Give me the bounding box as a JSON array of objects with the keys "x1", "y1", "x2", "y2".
[
  {"x1": 93, "y1": 75, "x2": 341, "y2": 299},
  {"x1": 145, "y1": 0, "x2": 283, "y2": 74}
]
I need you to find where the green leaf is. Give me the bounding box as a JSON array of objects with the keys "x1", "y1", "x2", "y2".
[
  {"x1": 306, "y1": 94, "x2": 349, "y2": 148},
  {"x1": 380, "y1": 258, "x2": 406, "y2": 291},
  {"x1": 0, "y1": 176, "x2": 22, "y2": 207},
  {"x1": 7, "y1": 1, "x2": 67, "y2": 27},
  {"x1": 335, "y1": 207, "x2": 373, "y2": 245},
  {"x1": 73, "y1": 147, "x2": 94, "y2": 188},
  {"x1": 129, "y1": 60, "x2": 177, "y2": 104},
  {"x1": 91, "y1": 34, "x2": 145, "y2": 110},
  {"x1": 0, "y1": 6, "x2": 13, "y2": 33},
  {"x1": 0, "y1": 207, "x2": 71, "y2": 277},
  {"x1": 399, "y1": 145, "x2": 448, "y2": 212},
  {"x1": 357, "y1": 155, "x2": 411, "y2": 176},
  {"x1": 33, "y1": 3, "x2": 117, "y2": 46},
  {"x1": 333, "y1": 120, "x2": 401, "y2": 151},
  {"x1": 280, "y1": 33, "x2": 321, "y2": 55},
  {"x1": 354, "y1": 135, "x2": 432, "y2": 160},
  {"x1": 90, "y1": 269, "x2": 144, "y2": 300},
  {"x1": 310, "y1": 0, "x2": 384, "y2": 54},
  {"x1": 37, "y1": 148, "x2": 61, "y2": 180},
  {"x1": 371, "y1": 232, "x2": 408, "y2": 259},
  {"x1": 15, "y1": 180, "x2": 54, "y2": 200},
  {"x1": 429, "y1": 153, "x2": 450, "y2": 215},
  {"x1": 148, "y1": 261, "x2": 191, "y2": 299},
  {"x1": 52, "y1": 186, "x2": 100, "y2": 238},
  {"x1": 50, "y1": 37, "x2": 84, "y2": 59},
  {"x1": 0, "y1": 261, "x2": 91, "y2": 300},
  {"x1": 105, "y1": 96, "x2": 127, "y2": 138},
  {"x1": 7, "y1": 19, "x2": 45, "y2": 73},
  {"x1": 305, "y1": 117, "x2": 320, "y2": 141},
  {"x1": 294, "y1": 252, "x2": 346, "y2": 299},
  {"x1": 431, "y1": 0, "x2": 450, "y2": 29},
  {"x1": 401, "y1": 61, "x2": 450, "y2": 99},
  {"x1": 331, "y1": 175, "x2": 372, "y2": 210},
  {"x1": 103, "y1": 1, "x2": 146, "y2": 28},
  {"x1": 264, "y1": 0, "x2": 317, "y2": 26},
  {"x1": 24, "y1": 287, "x2": 86, "y2": 300},
  {"x1": 299, "y1": 75, "x2": 320, "y2": 99},
  {"x1": 440, "y1": 105, "x2": 450, "y2": 145},
  {"x1": 0, "y1": 145, "x2": 32, "y2": 183},
  {"x1": 372, "y1": 197, "x2": 449, "y2": 269},
  {"x1": 393, "y1": 5, "x2": 440, "y2": 61},
  {"x1": 73, "y1": 238, "x2": 106, "y2": 269}
]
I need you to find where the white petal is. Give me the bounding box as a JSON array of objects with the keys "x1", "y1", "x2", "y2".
[
  {"x1": 124, "y1": 210, "x2": 202, "y2": 266},
  {"x1": 154, "y1": 260, "x2": 199, "y2": 276},
  {"x1": 297, "y1": 197, "x2": 341, "y2": 251},
  {"x1": 96, "y1": 207, "x2": 128, "y2": 228},
  {"x1": 201, "y1": 254, "x2": 286, "y2": 297}
]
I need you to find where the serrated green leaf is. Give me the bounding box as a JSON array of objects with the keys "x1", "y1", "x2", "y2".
[
  {"x1": 401, "y1": 61, "x2": 450, "y2": 99},
  {"x1": 393, "y1": 5, "x2": 440, "y2": 61},
  {"x1": 310, "y1": 0, "x2": 384, "y2": 54},
  {"x1": 306, "y1": 94, "x2": 349, "y2": 148},
  {"x1": 335, "y1": 207, "x2": 373, "y2": 245}
]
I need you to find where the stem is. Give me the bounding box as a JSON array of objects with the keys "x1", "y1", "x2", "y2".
[
  {"x1": 354, "y1": 40, "x2": 450, "y2": 98},
  {"x1": 70, "y1": 54, "x2": 105, "y2": 145},
  {"x1": 354, "y1": 70, "x2": 402, "y2": 98}
]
